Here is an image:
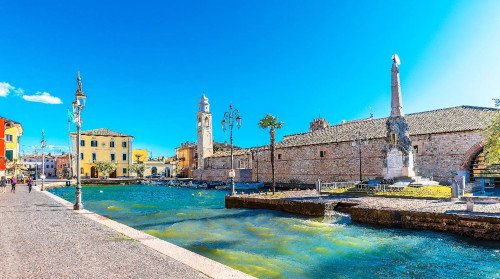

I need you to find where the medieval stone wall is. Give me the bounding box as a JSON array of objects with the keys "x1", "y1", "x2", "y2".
[
  {"x1": 412, "y1": 131, "x2": 483, "y2": 182},
  {"x1": 193, "y1": 168, "x2": 252, "y2": 182},
  {"x1": 253, "y1": 139, "x2": 386, "y2": 184},
  {"x1": 195, "y1": 130, "x2": 484, "y2": 184}
]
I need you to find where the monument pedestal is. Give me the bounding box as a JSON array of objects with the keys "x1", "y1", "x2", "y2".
[{"x1": 384, "y1": 148, "x2": 415, "y2": 179}]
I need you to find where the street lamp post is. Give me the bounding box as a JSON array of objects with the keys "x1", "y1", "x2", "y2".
[
  {"x1": 221, "y1": 104, "x2": 242, "y2": 196},
  {"x1": 352, "y1": 131, "x2": 368, "y2": 182},
  {"x1": 72, "y1": 72, "x2": 86, "y2": 210},
  {"x1": 32, "y1": 147, "x2": 38, "y2": 187},
  {"x1": 41, "y1": 131, "x2": 46, "y2": 191}
]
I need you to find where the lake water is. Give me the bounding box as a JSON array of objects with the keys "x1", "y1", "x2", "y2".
[{"x1": 50, "y1": 185, "x2": 500, "y2": 278}]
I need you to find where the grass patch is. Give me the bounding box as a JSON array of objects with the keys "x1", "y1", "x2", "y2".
[
  {"x1": 373, "y1": 186, "x2": 451, "y2": 199},
  {"x1": 322, "y1": 187, "x2": 353, "y2": 194}
]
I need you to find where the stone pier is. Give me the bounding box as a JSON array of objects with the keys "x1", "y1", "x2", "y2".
[{"x1": 226, "y1": 193, "x2": 500, "y2": 241}]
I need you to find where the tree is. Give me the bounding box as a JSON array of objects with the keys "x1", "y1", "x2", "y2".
[
  {"x1": 258, "y1": 114, "x2": 284, "y2": 194},
  {"x1": 129, "y1": 163, "x2": 145, "y2": 178},
  {"x1": 95, "y1": 161, "x2": 116, "y2": 179},
  {"x1": 483, "y1": 102, "x2": 500, "y2": 165}
]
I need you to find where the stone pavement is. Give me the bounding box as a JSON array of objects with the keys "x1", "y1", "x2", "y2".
[
  {"x1": 249, "y1": 190, "x2": 500, "y2": 215},
  {"x1": 0, "y1": 185, "x2": 246, "y2": 279}
]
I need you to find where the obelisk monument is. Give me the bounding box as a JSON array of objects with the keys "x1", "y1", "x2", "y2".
[{"x1": 383, "y1": 54, "x2": 416, "y2": 179}]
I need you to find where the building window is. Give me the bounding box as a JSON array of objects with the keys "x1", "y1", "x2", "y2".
[
  {"x1": 6, "y1": 135, "x2": 13, "y2": 142},
  {"x1": 5, "y1": 150, "x2": 13, "y2": 161},
  {"x1": 122, "y1": 141, "x2": 127, "y2": 148},
  {"x1": 80, "y1": 153, "x2": 84, "y2": 160},
  {"x1": 80, "y1": 140, "x2": 85, "y2": 146},
  {"x1": 110, "y1": 153, "x2": 115, "y2": 162},
  {"x1": 123, "y1": 168, "x2": 127, "y2": 176},
  {"x1": 278, "y1": 154, "x2": 282, "y2": 160},
  {"x1": 91, "y1": 140, "x2": 98, "y2": 147},
  {"x1": 110, "y1": 141, "x2": 115, "y2": 148},
  {"x1": 413, "y1": 145, "x2": 419, "y2": 154},
  {"x1": 80, "y1": 168, "x2": 84, "y2": 174},
  {"x1": 92, "y1": 153, "x2": 97, "y2": 163},
  {"x1": 320, "y1": 151, "x2": 326, "y2": 158},
  {"x1": 122, "y1": 153, "x2": 127, "y2": 161}
]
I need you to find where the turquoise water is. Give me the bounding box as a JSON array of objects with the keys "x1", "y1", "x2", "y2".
[{"x1": 50, "y1": 185, "x2": 500, "y2": 278}]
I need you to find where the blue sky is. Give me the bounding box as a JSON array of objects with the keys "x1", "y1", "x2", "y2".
[{"x1": 1, "y1": 0, "x2": 499, "y2": 156}]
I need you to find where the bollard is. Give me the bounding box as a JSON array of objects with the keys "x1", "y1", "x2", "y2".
[
  {"x1": 450, "y1": 181, "x2": 459, "y2": 201},
  {"x1": 459, "y1": 176, "x2": 465, "y2": 196},
  {"x1": 316, "y1": 179, "x2": 321, "y2": 194},
  {"x1": 466, "y1": 198, "x2": 474, "y2": 212}
]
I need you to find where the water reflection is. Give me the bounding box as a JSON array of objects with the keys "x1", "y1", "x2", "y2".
[{"x1": 50, "y1": 185, "x2": 500, "y2": 279}]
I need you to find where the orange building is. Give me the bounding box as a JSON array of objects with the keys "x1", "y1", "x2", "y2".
[
  {"x1": 175, "y1": 142, "x2": 197, "y2": 178},
  {"x1": 56, "y1": 154, "x2": 72, "y2": 179}
]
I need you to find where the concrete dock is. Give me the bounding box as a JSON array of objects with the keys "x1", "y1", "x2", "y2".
[{"x1": 0, "y1": 185, "x2": 253, "y2": 279}]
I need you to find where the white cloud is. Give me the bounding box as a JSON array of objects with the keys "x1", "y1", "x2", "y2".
[
  {"x1": 1, "y1": 81, "x2": 62, "y2": 104},
  {"x1": 0, "y1": 82, "x2": 14, "y2": 97},
  {"x1": 22, "y1": 92, "x2": 63, "y2": 105}
]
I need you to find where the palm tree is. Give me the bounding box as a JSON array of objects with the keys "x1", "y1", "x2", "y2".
[{"x1": 258, "y1": 114, "x2": 283, "y2": 194}]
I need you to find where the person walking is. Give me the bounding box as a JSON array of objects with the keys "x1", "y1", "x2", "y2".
[
  {"x1": 27, "y1": 176, "x2": 33, "y2": 193},
  {"x1": 1, "y1": 176, "x2": 7, "y2": 193},
  {"x1": 11, "y1": 176, "x2": 17, "y2": 193}
]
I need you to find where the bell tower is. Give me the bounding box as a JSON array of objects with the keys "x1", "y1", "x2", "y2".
[{"x1": 197, "y1": 94, "x2": 213, "y2": 169}]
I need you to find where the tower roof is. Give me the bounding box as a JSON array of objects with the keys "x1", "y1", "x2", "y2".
[{"x1": 199, "y1": 93, "x2": 210, "y2": 112}]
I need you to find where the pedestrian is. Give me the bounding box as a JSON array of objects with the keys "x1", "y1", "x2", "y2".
[
  {"x1": 1, "y1": 176, "x2": 7, "y2": 193},
  {"x1": 27, "y1": 176, "x2": 33, "y2": 193},
  {"x1": 11, "y1": 176, "x2": 17, "y2": 193}
]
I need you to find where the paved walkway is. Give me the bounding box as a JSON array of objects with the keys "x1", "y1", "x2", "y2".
[
  {"x1": 0, "y1": 185, "x2": 213, "y2": 279},
  {"x1": 250, "y1": 190, "x2": 500, "y2": 216}
]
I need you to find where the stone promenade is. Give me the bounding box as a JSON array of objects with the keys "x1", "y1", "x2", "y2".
[{"x1": 0, "y1": 186, "x2": 249, "y2": 279}]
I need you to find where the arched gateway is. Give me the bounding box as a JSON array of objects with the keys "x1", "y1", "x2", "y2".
[{"x1": 459, "y1": 142, "x2": 485, "y2": 182}]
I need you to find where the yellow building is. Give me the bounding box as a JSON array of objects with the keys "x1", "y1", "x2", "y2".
[
  {"x1": 175, "y1": 141, "x2": 197, "y2": 178},
  {"x1": 5, "y1": 122, "x2": 23, "y2": 175},
  {"x1": 132, "y1": 149, "x2": 149, "y2": 163},
  {"x1": 71, "y1": 128, "x2": 133, "y2": 178}
]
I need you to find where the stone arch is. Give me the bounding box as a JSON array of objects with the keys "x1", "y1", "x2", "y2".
[{"x1": 459, "y1": 142, "x2": 484, "y2": 171}]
